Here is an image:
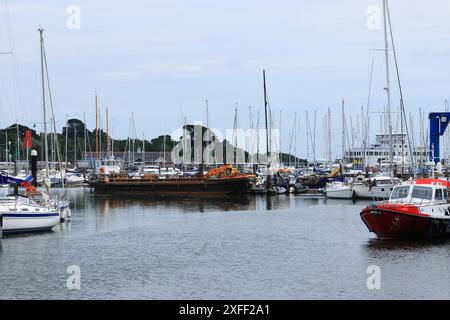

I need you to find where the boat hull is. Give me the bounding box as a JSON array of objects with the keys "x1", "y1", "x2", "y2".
[
  {"x1": 353, "y1": 184, "x2": 395, "y2": 200},
  {"x1": 360, "y1": 206, "x2": 450, "y2": 239},
  {"x1": 91, "y1": 175, "x2": 253, "y2": 196},
  {"x1": 2, "y1": 212, "x2": 60, "y2": 234},
  {"x1": 325, "y1": 187, "x2": 354, "y2": 199}
]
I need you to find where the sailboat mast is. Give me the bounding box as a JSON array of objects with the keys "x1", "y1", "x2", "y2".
[
  {"x1": 306, "y1": 110, "x2": 310, "y2": 163},
  {"x1": 65, "y1": 115, "x2": 68, "y2": 169},
  {"x1": 327, "y1": 107, "x2": 331, "y2": 165},
  {"x1": 263, "y1": 70, "x2": 271, "y2": 188},
  {"x1": 106, "y1": 107, "x2": 110, "y2": 157},
  {"x1": 342, "y1": 100, "x2": 345, "y2": 165},
  {"x1": 39, "y1": 27, "x2": 49, "y2": 177},
  {"x1": 95, "y1": 94, "x2": 99, "y2": 159},
  {"x1": 83, "y1": 111, "x2": 86, "y2": 160},
  {"x1": 73, "y1": 122, "x2": 77, "y2": 167},
  {"x1": 383, "y1": 0, "x2": 394, "y2": 174}
]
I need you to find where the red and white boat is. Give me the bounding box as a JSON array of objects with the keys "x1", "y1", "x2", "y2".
[{"x1": 360, "y1": 179, "x2": 450, "y2": 239}]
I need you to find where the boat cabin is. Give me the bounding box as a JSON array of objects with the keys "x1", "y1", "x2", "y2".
[{"x1": 389, "y1": 179, "x2": 450, "y2": 204}]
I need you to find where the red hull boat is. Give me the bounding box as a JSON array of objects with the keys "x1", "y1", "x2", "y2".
[{"x1": 360, "y1": 179, "x2": 450, "y2": 239}]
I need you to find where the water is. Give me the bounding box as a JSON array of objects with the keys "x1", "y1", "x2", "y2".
[{"x1": 1, "y1": 188, "x2": 449, "y2": 299}]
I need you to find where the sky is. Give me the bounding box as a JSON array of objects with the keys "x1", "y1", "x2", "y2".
[{"x1": 0, "y1": 0, "x2": 449, "y2": 160}]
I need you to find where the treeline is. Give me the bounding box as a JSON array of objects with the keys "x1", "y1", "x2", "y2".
[
  {"x1": 0, "y1": 121, "x2": 306, "y2": 166},
  {"x1": 0, "y1": 119, "x2": 176, "y2": 163}
]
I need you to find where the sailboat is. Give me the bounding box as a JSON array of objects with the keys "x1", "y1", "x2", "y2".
[
  {"x1": 325, "y1": 100, "x2": 354, "y2": 199},
  {"x1": 1, "y1": 28, "x2": 70, "y2": 234},
  {"x1": 353, "y1": 0, "x2": 409, "y2": 200}
]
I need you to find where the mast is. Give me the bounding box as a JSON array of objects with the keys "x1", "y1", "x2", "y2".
[
  {"x1": 83, "y1": 111, "x2": 86, "y2": 160},
  {"x1": 363, "y1": 58, "x2": 375, "y2": 169},
  {"x1": 65, "y1": 115, "x2": 68, "y2": 169},
  {"x1": 95, "y1": 94, "x2": 99, "y2": 159},
  {"x1": 106, "y1": 107, "x2": 110, "y2": 157},
  {"x1": 327, "y1": 107, "x2": 331, "y2": 165},
  {"x1": 39, "y1": 27, "x2": 49, "y2": 177},
  {"x1": 341, "y1": 100, "x2": 346, "y2": 166},
  {"x1": 288, "y1": 112, "x2": 296, "y2": 167},
  {"x1": 383, "y1": 0, "x2": 394, "y2": 175},
  {"x1": 256, "y1": 110, "x2": 260, "y2": 165},
  {"x1": 306, "y1": 110, "x2": 310, "y2": 164},
  {"x1": 15, "y1": 122, "x2": 19, "y2": 175},
  {"x1": 142, "y1": 133, "x2": 145, "y2": 164},
  {"x1": 263, "y1": 70, "x2": 271, "y2": 189},
  {"x1": 279, "y1": 110, "x2": 282, "y2": 166},
  {"x1": 385, "y1": 0, "x2": 415, "y2": 175},
  {"x1": 73, "y1": 121, "x2": 77, "y2": 167}
]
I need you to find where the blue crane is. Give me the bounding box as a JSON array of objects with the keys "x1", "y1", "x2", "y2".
[{"x1": 429, "y1": 112, "x2": 450, "y2": 163}]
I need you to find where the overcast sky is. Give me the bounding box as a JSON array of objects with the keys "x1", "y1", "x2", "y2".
[{"x1": 0, "y1": 0, "x2": 449, "y2": 159}]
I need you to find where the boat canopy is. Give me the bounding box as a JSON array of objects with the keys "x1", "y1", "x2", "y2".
[{"x1": 413, "y1": 178, "x2": 450, "y2": 187}]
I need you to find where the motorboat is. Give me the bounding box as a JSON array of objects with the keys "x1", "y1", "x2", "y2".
[
  {"x1": 325, "y1": 181, "x2": 354, "y2": 199},
  {"x1": 352, "y1": 175, "x2": 401, "y2": 200},
  {"x1": 95, "y1": 156, "x2": 122, "y2": 176},
  {"x1": 360, "y1": 178, "x2": 450, "y2": 239},
  {"x1": 64, "y1": 171, "x2": 85, "y2": 185}
]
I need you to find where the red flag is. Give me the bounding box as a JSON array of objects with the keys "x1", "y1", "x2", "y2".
[{"x1": 24, "y1": 130, "x2": 32, "y2": 148}]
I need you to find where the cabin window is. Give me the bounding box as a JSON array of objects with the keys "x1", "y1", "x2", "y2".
[
  {"x1": 391, "y1": 186, "x2": 409, "y2": 199},
  {"x1": 411, "y1": 186, "x2": 433, "y2": 200},
  {"x1": 435, "y1": 189, "x2": 444, "y2": 201},
  {"x1": 444, "y1": 189, "x2": 448, "y2": 200}
]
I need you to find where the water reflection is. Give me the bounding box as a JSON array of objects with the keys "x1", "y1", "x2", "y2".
[
  {"x1": 364, "y1": 238, "x2": 450, "y2": 252},
  {"x1": 89, "y1": 192, "x2": 331, "y2": 215}
]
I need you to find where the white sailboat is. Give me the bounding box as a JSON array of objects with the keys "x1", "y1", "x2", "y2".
[
  {"x1": 1, "y1": 28, "x2": 70, "y2": 234},
  {"x1": 0, "y1": 186, "x2": 60, "y2": 234}
]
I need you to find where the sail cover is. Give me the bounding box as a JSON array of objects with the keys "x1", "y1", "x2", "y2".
[{"x1": 0, "y1": 171, "x2": 33, "y2": 184}]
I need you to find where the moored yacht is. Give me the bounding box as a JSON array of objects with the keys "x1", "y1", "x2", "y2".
[
  {"x1": 325, "y1": 181, "x2": 354, "y2": 199},
  {"x1": 0, "y1": 186, "x2": 60, "y2": 234},
  {"x1": 352, "y1": 175, "x2": 401, "y2": 200},
  {"x1": 361, "y1": 179, "x2": 450, "y2": 239}
]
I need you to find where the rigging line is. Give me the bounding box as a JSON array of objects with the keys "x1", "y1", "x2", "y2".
[
  {"x1": 363, "y1": 58, "x2": 374, "y2": 157},
  {"x1": 386, "y1": 0, "x2": 415, "y2": 173},
  {"x1": 43, "y1": 42, "x2": 65, "y2": 188}
]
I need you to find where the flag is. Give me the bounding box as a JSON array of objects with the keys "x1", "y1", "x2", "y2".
[{"x1": 24, "y1": 130, "x2": 32, "y2": 148}]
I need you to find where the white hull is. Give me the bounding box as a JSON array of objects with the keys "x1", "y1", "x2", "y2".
[
  {"x1": 325, "y1": 187, "x2": 354, "y2": 199},
  {"x1": 2, "y1": 212, "x2": 60, "y2": 233},
  {"x1": 352, "y1": 184, "x2": 396, "y2": 200}
]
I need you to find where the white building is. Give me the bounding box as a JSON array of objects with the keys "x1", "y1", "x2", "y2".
[{"x1": 344, "y1": 133, "x2": 427, "y2": 168}]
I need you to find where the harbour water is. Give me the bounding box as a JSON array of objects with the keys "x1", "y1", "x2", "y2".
[{"x1": 1, "y1": 188, "x2": 449, "y2": 300}]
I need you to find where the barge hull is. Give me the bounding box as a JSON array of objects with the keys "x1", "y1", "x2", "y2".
[{"x1": 92, "y1": 176, "x2": 252, "y2": 196}]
